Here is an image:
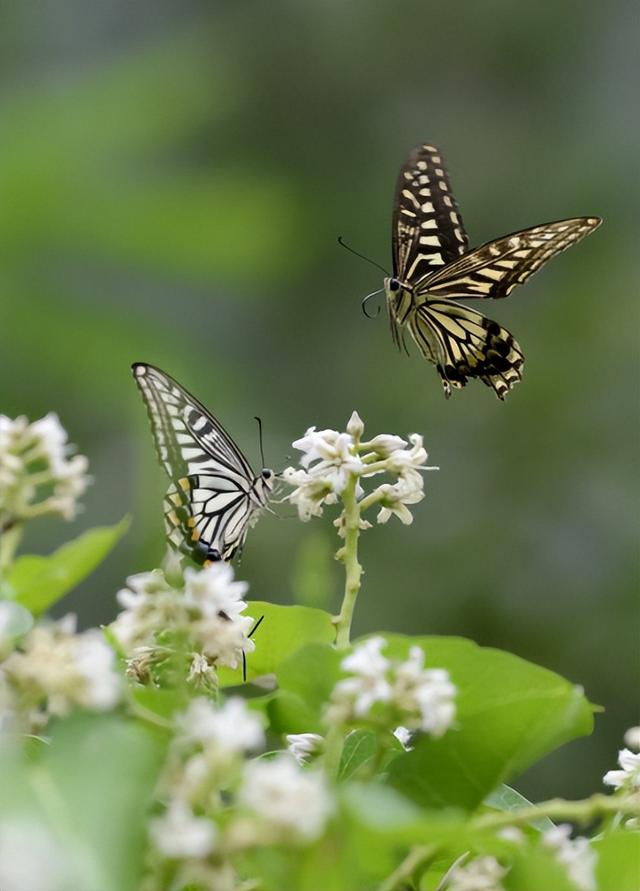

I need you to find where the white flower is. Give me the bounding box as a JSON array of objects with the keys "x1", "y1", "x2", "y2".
[
  {"x1": 178, "y1": 697, "x2": 264, "y2": 754},
  {"x1": 3, "y1": 616, "x2": 120, "y2": 717},
  {"x1": 447, "y1": 855, "x2": 507, "y2": 891},
  {"x1": 328, "y1": 638, "x2": 392, "y2": 722},
  {"x1": 393, "y1": 647, "x2": 457, "y2": 737},
  {"x1": 362, "y1": 434, "x2": 408, "y2": 457},
  {"x1": 286, "y1": 732, "x2": 324, "y2": 764},
  {"x1": 393, "y1": 726, "x2": 413, "y2": 750},
  {"x1": 497, "y1": 826, "x2": 525, "y2": 844},
  {"x1": 624, "y1": 726, "x2": 640, "y2": 751},
  {"x1": 111, "y1": 566, "x2": 255, "y2": 673},
  {"x1": 183, "y1": 564, "x2": 249, "y2": 622},
  {"x1": 375, "y1": 477, "x2": 424, "y2": 525},
  {"x1": 603, "y1": 748, "x2": 640, "y2": 792},
  {"x1": 0, "y1": 820, "x2": 71, "y2": 891},
  {"x1": 542, "y1": 824, "x2": 596, "y2": 891},
  {"x1": 240, "y1": 755, "x2": 332, "y2": 841},
  {"x1": 0, "y1": 413, "x2": 90, "y2": 524},
  {"x1": 282, "y1": 467, "x2": 337, "y2": 521},
  {"x1": 150, "y1": 800, "x2": 217, "y2": 860}
]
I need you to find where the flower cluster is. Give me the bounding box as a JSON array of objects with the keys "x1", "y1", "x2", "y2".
[
  {"x1": 149, "y1": 697, "x2": 331, "y2": 890},
  {"x1": 0, "y1": 413, "x2": 90, "y2": 526},
  {"x1": 110, "y1": 563, "x2": 256, "y2": 688},
  {"x1": 282, "y1": 412, "x2": 435, "y2": 529},
  {"x1": 327, "y1": 637, "x2": 457, "y2": 737},
  {"x1": 603, "y1": 726, "x2": 640, "y2": 799},
  {"x1": 542, "y1": 824, "x2": 597, "y2": 891},
  {"x1": 446, "y1": 855, "x2": 507, "y2": 891},
  {"x1": 1, "y1": 615, "x2": 120, "y2": 732}
]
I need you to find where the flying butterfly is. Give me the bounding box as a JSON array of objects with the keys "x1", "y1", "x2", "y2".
[
  {"x1": 132, "y1": 363, "x2": 274, "y2": 564},
  {"x1": 370, "y1": 143, "x2": 601, "y2": 399}
]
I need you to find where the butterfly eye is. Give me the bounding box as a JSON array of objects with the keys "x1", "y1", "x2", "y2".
[
  {"x1": 389, "y1": 279, "x2": 400, "y2": 292},
  {"x1": 262, "y1": 469, "x2": 273, "y2": 480}
]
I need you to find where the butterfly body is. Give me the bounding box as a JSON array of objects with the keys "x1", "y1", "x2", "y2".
[
  {"x1": 132, "y1": 363, "x2": 273, "y2": 564},
  {"x1": 385, "y1": 143, "x2": 601, "y2": 399}
]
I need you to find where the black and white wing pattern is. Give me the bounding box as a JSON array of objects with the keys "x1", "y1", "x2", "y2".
[
  {"x1": 132, "y1": 363, "x2": 273, "y2": 564},
  {"x1": 384, "y1": 142, "x2": 602, "y2": 400},
  {"x1": 392, "y1": 143, "x2": 469, "y2": 288}
]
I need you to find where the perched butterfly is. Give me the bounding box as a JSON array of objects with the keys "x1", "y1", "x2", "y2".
[
  {"x1": 132, "y1": 363, "x2": 274, "y2": 564},
  {"x1": 379, "y1": 143, "x2": 601, "y2": 399}
]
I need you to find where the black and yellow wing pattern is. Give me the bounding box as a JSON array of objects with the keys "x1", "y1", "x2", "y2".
[
  {"x1": 385, "y1": 143, "x2": 601, "y2": 399},
  {"x1": 132, "y1": 363, "x2": 273, "y2": 564}
]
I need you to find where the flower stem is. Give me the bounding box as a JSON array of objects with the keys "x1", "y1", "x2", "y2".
[
  {"x1": 335, "y1": 475, "x2": 363, "y2": 650},
  {"x1": 473, "y1": 792, "x2": 640, "y2": 831},
  {"x1": 0, "y1": 522, "x2": 23, "y2": 577}
]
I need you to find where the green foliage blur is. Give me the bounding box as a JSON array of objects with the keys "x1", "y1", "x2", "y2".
[{"x1": 1, "y1": 0, "x2": 637, "y2": 805}]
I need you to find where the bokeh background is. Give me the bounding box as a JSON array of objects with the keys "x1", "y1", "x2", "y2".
[{"x1": 1, "y1": 1, "x2": 637, "y2": 803}]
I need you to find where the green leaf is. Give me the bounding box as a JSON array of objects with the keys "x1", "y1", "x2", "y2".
[
  {"x1": 218, "y1": 601, "x2": 335, "y2": 687},
  {"x1": 484, "y1": 784, "x2": 555, "y2": 832},
  {"x1": 267, "y1": 642, "x2": 343, "y2": 733},
  {"x1": 339, "y1": 730, "x2": 379, "y2": 780},
  {"x1": 507, "y1": 845, "x2": 576, "y2": 890},
  {"x1": 0, "y1": 712, "x2": 166, "y2": 891},
  {"x1": 383, "y1": 635, "x2": 593, "y2": 811},
  {"x1": 593, "y1": 830, "x2": 640, "y2": 891},
  {"x1": 4, "y1": 518, "x2": 129, "y2": 615}
]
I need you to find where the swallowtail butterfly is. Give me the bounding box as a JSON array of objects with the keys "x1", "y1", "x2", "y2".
[
  {"x1": 382, "y1": 143, "x2": 601, "y2": 399},
  {"x1": 132, "y1": 363, "x2": 273, "y2": 564}
]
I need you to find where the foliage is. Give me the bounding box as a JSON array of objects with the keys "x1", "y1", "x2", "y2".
[{"x1": 0, "y1": 412, "x2": 637, "y2": 891}]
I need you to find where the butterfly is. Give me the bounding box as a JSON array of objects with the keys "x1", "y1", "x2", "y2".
[
  {"x1": 132, "y1": 363, "x2": 274, "y2": 564},
  {"x1": 380, "y1": 143, "x2": 601, "y2": 399}
]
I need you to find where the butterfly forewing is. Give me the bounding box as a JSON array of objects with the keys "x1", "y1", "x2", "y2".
[
  {"x1": 422, "y1": 217, "x2": 601, "y2": 300},
  {"x1": 133, "y1": 363, "x2": 270, "y2": 564},
  {"x1": 392, "y1": 143, "x2": 469, "y2": 286}
]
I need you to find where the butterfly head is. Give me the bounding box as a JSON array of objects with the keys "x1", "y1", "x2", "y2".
[
  {"x1": 384, "y1": 277, "x2": 414, "y2": 350},
  {"x1": 256, "y1": 467, "x2": 275, "y2": 501}
]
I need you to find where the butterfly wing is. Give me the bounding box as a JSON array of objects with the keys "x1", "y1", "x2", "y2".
[
  {"x1": 392, "y1": 143, "x2": 469, "y2": 286},
  {"x1": 421, "y1": 217, "x2": 601, "y2": 300},
  {"x1": 408, "y1": 301, "x2": 524, "y2": 400},
  {"x1": 132, "y1": 363, "x2": 261, "y2": 563}
]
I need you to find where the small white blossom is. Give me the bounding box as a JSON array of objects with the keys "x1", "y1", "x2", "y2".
[
  {"x1": 603, "y1": 748, "x2": 640, "y2": 792},
  {"x1": 393, "y1": 726, "x2": 413, "y2": 750},
  {"x1": 3, "y1": 615, "x2": 120, "y2": 718},
  {"x1": 183, "y1": 564, "x2": 249, "y2": 622},
  {"x1": 0, "y1": 413, "x2": 90, "y2": 524},
  {"x1": 286, "y1": 732, "x2": 324, "y2": 764},
  {"x1": 150, "y1": 800, "x2": 217, "y2": 860},
  {"x1": 240, "y1": 755, "x2": 332, "y2": 841},
  {"x1": 0, "y1": 820, "x2": 71, "y2": 891},
  {"x1": 393, "y1": 646, "x2": 457, "y2": 737},
  {"x1": 362, "y1": 434, "x2": 408, "y2": 457},
  {"x1": 542, "y1": 824, "x2": 596, "y2": 891},
  {"x1": 375, "y1": 477, "x2": 424, "y2": 526},
  {"x1": 329, "y1": 637, "x2": 392, "y2": 719},
  {"x1": 624, "y1": 726, "x2": 640, "y2": 751},
  {"x1": 497, "y1": 826, "x2": 525, "y2": 844},
  {"x1": 178, "y1": 697, "x2": 264, "y2": 754},
  {"x1": 446, "y1": 855, "x2": 507, "y2": 891}
]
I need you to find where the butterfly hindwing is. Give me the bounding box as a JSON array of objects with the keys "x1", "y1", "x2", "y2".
[
  {"x1": 408, "y1": 301, "x2": 524, "y2": 400},
  {"x1": 392, "y1": 143, "x2": 469, "y2": 286},
  {"x1": 422, "y1": 217, "x2": 601, "y2": 300},
  {"x1": 133, "y1": 363, "x2": 270, "y2": 564}
]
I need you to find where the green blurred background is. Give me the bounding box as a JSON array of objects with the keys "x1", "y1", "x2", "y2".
[{"x1": 1, "y1": 1, "x2": 637, "y2": 803}]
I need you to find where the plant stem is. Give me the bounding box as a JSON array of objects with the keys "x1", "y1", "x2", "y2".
[
  {"x1": 335, "y1": 474, "x2": 363, "y2": 650},
  {"x1": 0, "y1": 522, "x2": 23, "y2": 577},
  {"x1": 378, "y1": 844, "x2": 439, "y2": 891},
  {"x1": 474, "y1": 793, "x2": 640, "y2": 831}
]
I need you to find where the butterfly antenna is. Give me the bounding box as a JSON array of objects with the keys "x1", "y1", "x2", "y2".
[
  {"x1": 243, "y1": 614, "x2": 265, "y2": 682},
  {"x1": 254, "y1": 416, "x2": 266, "y2": 468},
  {"x1": 337, "y1": 236, "x2": 389, "y2": 276},
  {"x1": 362, "y1": 287, "x2": 384, "y2": 319}
]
